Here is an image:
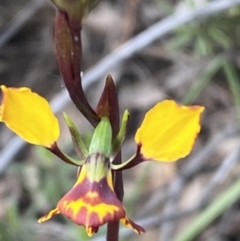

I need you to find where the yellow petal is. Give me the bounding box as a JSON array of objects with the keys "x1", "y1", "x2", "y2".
[
  {"x1": 38, "y1": 208, "x2": 60, "y2": 223},
  {"x1": 120, "y1": 217, "x2": 145, "y2": 234},
  {"x1": 135, "y1": 100, "x2": 204, "y2": 161},
  {"x1": 0, "y1": 86, "x2": 60, "y2": 147}
]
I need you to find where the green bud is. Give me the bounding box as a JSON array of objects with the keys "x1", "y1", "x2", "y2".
[{"x1": 89, "y1": 117, "x2": 112, "y2": 157}]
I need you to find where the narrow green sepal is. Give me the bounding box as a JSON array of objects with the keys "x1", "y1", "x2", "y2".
[
  {"x1": 63, "y1": 112, "x2": 88, "y2": 159},
  {"x1": 89, "y1": 117, "x2": 112, "y2": 157},
  {"x1": 112, "y1": 110, "x2": 130, "y2": 155}
]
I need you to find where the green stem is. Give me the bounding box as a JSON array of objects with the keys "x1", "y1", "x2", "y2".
[
  {"x1": 223, "y1": 60, "x2": 240, "y2": 125},
  {"x1": 182, "y1": 56, "x2": 224, "y2": 104},
  {"x1": 173, "y1": 178, "x2": 240, "y2": 241}
]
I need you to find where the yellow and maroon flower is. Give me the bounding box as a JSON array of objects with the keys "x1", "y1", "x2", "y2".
[
  {"x1": 38, "y1": 153, "x2": 145, "y2": 236},
  {"x1": 0, "y1": 85, "x2": 204, "y2": 236}
]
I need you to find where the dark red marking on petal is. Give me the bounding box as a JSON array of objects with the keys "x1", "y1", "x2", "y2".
[{"x1": 57, "y1": 174, "x2": 125, "y2": 228}]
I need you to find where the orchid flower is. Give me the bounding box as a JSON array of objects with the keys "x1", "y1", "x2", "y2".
[{"x1": 0, "y1": 85, "x2": 204, "y2": 236}]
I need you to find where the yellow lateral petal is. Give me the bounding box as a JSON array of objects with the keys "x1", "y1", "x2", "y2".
[
  {"x1": 38, "y1": 208, "x2": 60, "y2": 223},
  {"x1": 120, "y1": 217, "x2": 145, "y2": 234},
  {"x1": 135, "y1": 100, "x2": 204, "y2": 161},
  {"x1": 0, "y1": 86, "x2": 60, "y2": 147}
]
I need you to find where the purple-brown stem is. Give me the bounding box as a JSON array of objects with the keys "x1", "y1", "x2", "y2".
[
  {"x1": 54, "y1": 11, "x2": 100, "y2": 126},
  {"x1": 48, "y1": 142, "x2": 78, "y2": 166},
  {"x1": 114, "y1": 145, "x2": 145, "y2": 171}
]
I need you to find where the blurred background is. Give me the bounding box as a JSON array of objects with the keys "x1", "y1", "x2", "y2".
[{"x1": 1, "y1": 0, "x2": 240, "y2": 240}]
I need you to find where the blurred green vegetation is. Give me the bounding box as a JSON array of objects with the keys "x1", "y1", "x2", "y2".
[
  {"x1": 168, "y1": 5, "x2": 240, "y2": 122},
  {"x1": 169, "y1": 9, "x2": 240, "y2": 56}
]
